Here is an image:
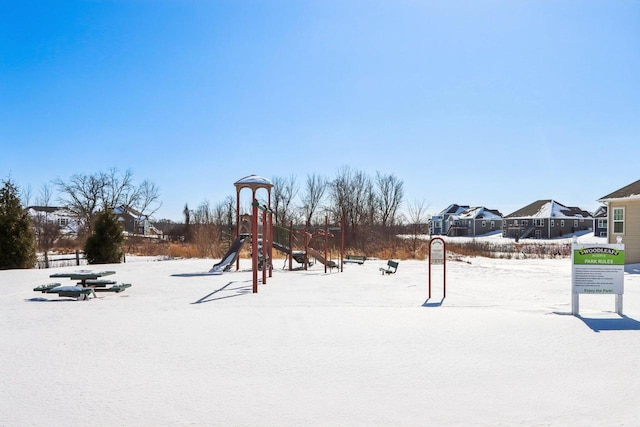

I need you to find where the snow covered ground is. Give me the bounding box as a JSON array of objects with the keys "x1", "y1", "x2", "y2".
[{"x1": 2, "y1": 244, "x2": 640, "y2": 426}]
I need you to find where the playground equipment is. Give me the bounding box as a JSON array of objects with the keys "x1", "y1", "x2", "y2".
[
  {"x1": 210, "y1": 176, "x2": 353, "y2": 291},
  {"x1": 209, "y1": 175, "x2": 273, "y2": 293},
  {"x1": 272, "y1": 216, "x2": 345, "y2": 273},
  {"x1": 209, "y1": 234, "x2": 248, "y2": 274}
]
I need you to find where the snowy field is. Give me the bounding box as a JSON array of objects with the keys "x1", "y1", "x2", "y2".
[{"x1": 2, "y1": 242, "x2": 640, "y2": 426}]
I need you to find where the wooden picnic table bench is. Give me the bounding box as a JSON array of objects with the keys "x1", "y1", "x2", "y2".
[
  {"x1": 33, "y1": 283, "x2": 63, "y2": 293},
  {"x1": 379, "y1": 260, "x2": 399, "y2": 275},
  {"x1": 82, "y1": 279, "x2": 118, "y2": 287},
  {"x1": 94, "y1": 283, "x2": 132, "y2": 293},
  {"x1": 34, "y1": 284, "x2": 95, "y2": 300}
]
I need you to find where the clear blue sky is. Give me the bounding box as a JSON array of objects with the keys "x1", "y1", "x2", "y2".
[{"x1": 2, "y1": 0, "x2": 639, "y2": 221}]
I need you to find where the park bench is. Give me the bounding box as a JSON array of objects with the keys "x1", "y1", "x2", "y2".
[
  {"x1": 82, "y1": 279, "x2": 118, "y2": 287},
  {"x1": 34, "y1": 284, "x2": 95, "y2": 300},
  {"x1": 344, "y1": 255, "x2": 367, "y2": 264},
  {"x1": 33, "y1": 283, "x2": 62, "y2": 293},
  {"x1": 379, "y1": 260, "x2": 399, "y2": 275},
  {"x1": 94, "y1": 283, "x2": 132, "y2": 293}
]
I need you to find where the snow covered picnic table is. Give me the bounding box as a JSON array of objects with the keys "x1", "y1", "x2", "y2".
[
  {"x1": 33, "y1": 270, "x2": 131, "y2": 300},
  {"x1": 49, "y1": 270, "x2": 116, "y2": 287}
]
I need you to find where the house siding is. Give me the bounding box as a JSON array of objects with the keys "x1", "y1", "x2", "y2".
[
  {"x1": 503, "y1": 217, "x2": 591, "y2": 239},
  {"x1": 474, "y1": 219, "x2": 502, "y2": 236},
  {"x1": 608, "y1": 199, "x2": 640, "y2": 264}
]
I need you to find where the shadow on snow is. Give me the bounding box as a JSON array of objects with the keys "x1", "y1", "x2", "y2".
[{"x1": 191, "y1": 280, "x2": 252, "y2": 304}]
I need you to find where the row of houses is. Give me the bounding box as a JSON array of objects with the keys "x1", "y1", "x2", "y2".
[
  {"x1": 430, "y1": 200, "x2": 596, "y2": 240},
  {"x1": 429, "y1": 178, "x2": 640, "y2": 264}
]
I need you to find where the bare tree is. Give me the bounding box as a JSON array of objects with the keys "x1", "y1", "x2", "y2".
[
  {"x1": 300, "y1": 173, "x2": 327, "y2": 226},
  {"x1": 406, "y1": 198, "x2": 430, "y2": 257},
  {"x1": 101, "y1": 168, "x2": 137, "y2": 209},
  {"x1": 134, "y1": 179, "x2": 162, "y2": 218},
  {"x1": 376, "y1": 172, "x2": 404, "y2": 235},
  {"x1": 272, "y1": 175, "x2": 298, "y2": 226},
  {"x1": 54, "y1": 173, "x2": 103, "y2": 234},
  {"x1": 212, "y1": 195, "x2": 234, "y2": 234},
  {"x1": 20, "y1": 184, "x2": 32, "y2": 207},
  {"x1": 54, "y1": 168, "x2": 161, "y2": 234},
  {"x1": 329, "y1": 166, "x2": 373, "y2": 249},
  {"x1": 37, "y1": 183, "x2": 53, "y2": 206},
  {"x1": 190, "y1": 200, "x2": 221, "y2": 258}
]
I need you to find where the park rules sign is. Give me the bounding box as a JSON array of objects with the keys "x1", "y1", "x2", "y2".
[{"x1": 571, "y1": 242, "x2": 625, "y2": 315}]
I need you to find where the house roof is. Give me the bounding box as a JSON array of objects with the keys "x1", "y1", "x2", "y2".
[
  {"x1": 28, "y1": 206, "x2": 61, "y2": 213},
  {"x1": 505, "y1": 200, "x2": 591, "y2": 219},
  {"x1": 457, "y1": 207, "x2": 503, "y2": 220},
  {"x1": 114, "y1": 205, "x2": 145, "y2": 218},
  {"x1": 27, "y1": 206, "x2": 74, "y2": 215},
  {"x1": 438, "y1": 204, "x2": 469, "y2": 215},
  {"x1": 598, "y1": 178, "x2": 640, "y2": 202},
  {"x1": 593, "y1": 205, "x2": 607, "y2": 218}
]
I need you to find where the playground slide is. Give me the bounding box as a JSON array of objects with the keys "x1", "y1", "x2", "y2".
[
  {"x1": 272, "y1": 241, "x2": 306, "y2": 264},
  {"x1": 307, "y1": 247, "x2": 337, "y2": 269},
  {"x1": 209, "y1": 235, "x2": 248, "y2": 274}
]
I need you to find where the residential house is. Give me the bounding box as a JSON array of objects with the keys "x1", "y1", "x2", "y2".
[
  {"x1": 592, "y1": 205, "x2": 608, "y2": 238},
  {"x1": 27, "y1": 206, "x2": 81, "y2": 237},
  {"x1": 597, "y1": 178, "x2": 640, "y2": 264},
  {"x1": 502, "y1": 200, "x2": 592, "y2": 239},
  {"x1": 446, "y1": 207, "x2": 504, "y2": 237},
  {"x1": 113, "y1": 205, "x2": 163, "y2": 238},
  {"x1": 430, "y1": 204, "x2": 469, "y2": 235}
]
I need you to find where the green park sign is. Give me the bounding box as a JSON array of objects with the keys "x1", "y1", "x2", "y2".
[{"x1": 571, "y1": 242, "x2": 625, "y2": 315}]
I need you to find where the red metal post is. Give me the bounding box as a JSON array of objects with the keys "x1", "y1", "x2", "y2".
[
  {"x1": 341, "y1": 216, "x2": 345, "y2": 272},
  {"x1": 262, "y1": 207, "x2": 267, "y2": 285},
  {"x1": 252, "y1": 200, "x2": 259, "y2": 293},
  {"x1": 268, "y1": 208, "x2": 273, "y2": 278},
  {"x1": 304, "y1": 229, "x2": 310, "y2": 271},
  {"x1": 443, "y1": 253, "x2": 447, "y2": 299},
  {"x1": 428, "y1": 254, "x2": 432, "y2": 299},
  {"x1": 288, "y1": 222, "x2": 293, "y2": 271},
  {"x1": 236, "y1": 190, "x2": 241, "y2": 271}
]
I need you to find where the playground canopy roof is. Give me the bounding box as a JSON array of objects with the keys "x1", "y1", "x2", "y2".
[{"x1": 234, "y1": 174, "x2": 273, "y2": 191}]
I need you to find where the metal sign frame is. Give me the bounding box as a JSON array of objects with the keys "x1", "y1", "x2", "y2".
[{"x1": 428, "y1": 237, "x2": 446, "y2": 299}]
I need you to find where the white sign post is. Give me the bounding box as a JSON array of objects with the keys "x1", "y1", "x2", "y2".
[{"x1": 571, "y1": 240, "x2": 625, "y2": 316}]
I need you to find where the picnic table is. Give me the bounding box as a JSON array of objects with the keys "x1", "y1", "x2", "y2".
[
  {"x1": 34, "y1": 270, "x2": 131, "y2": 300},
  {"x1": 49, "y1": 270, "x2": 116, "y2": 287}
]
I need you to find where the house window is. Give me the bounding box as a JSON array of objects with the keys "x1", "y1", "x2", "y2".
[
  {"x1": 561, "y1": 220, "x2": 565, "y2": 227},
  {"x1": 613, "y1": 207, "x2": 625, "y2": 234},
  {"x1": 574, "y1": 220, "x2": 578, "y2": 227},
  {"x1": 490, "y1": 221, "x2": 495, "y2": 228},
  {"x1": 534, "y1": 219, "x2": 544, "y2": 227},
  {"x1": 598, "y1": 219, "x2": 608, "y2": 229},
  {"x1": 58, "y1": 218, "x2": 69, "y2": 226},
  {"x1": 522, "y1": 220, "x2": 528, "y2": 227},
  {"x1": 482, "y1": 221, "x2": 486, "y2": 227},
  {"x1": 550, "y1": 220, "x2": 555, "y2": 227}
]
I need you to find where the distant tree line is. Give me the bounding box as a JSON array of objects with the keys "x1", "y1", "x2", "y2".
[{"x1": 3, "y1": 165, "x2": 432, "y2": 268}]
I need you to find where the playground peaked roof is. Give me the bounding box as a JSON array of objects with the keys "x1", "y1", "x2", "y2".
[{"x1": 234, "y1": 174, "x2": 273, "y2": 190}]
